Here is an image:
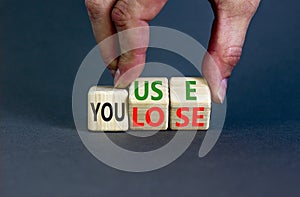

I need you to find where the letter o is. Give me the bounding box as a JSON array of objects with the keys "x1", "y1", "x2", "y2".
[
  {"x1": 101, "y1": 103, "x2": 113, "y2": 122},
  {"x1": 145, "y1": 107, "x2": 164, "y2": 127}
]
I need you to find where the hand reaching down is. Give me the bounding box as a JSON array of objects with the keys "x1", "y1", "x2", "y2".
[
  {"x1": 202, "y1": 0, "x2": 261, "y2": 103},
  {"x1": 85, "y1": 0, "x2": 260, "y2": 103},
  {"x1": 85, "y1": 0, "x2": 167, "y2": 87}
]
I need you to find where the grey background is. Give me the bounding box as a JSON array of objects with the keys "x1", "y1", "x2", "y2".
[{"x1": 1, "y1": 0, "x2": 300, "y2": 196}]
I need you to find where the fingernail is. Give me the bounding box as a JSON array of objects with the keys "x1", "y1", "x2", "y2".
[
  {"x1": 114, "y1": 69, "x2": 122, "y2": 88},
  {"x1": 217, "y1": 78, "x2": 228, "y2": 103},
  {"x1": 114, "y1": 69, "x2": 131, "y2": 88},
  {"x1": 110, "y1": 69, "x2": 116, "y2": 77}
]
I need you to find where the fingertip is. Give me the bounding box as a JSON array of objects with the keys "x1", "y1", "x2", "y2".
[
  {"x1": 114, "y1": 69, "x2": 128, "y2": 88},
  {"x1": 206, "y1": 79, "x2": 227, "y2": 104},
  {"x1": 202, "y1": 53, "x2": 228, "y2": 104},
  {"x1": 114, "y1": 64, "x2": 145, "y2": 88}
]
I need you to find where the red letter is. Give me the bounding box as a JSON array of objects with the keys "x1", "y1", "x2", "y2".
[
  {"x1": 176, "y1": 107, "x2": 189, "y2": 127},
  {"x1": 146, "y1": 107, "x2": 164, "y2": 127},
  {"x1": 133, "y1": 107, "x2": 144, "y2": 127},
  {"x1": 192, "y1": 107, "x2": 204, "y2": 127}
]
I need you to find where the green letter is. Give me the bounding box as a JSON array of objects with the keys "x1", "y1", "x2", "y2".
[
  {"x1": 186, "y1": 81, "x2": 196, "y2": 100},
  {"x1": 151, "y1": 81, "x2": 163, "y2": 101},
  {"x1": 134, "y1": 81, "x2": 149, "y2": 100}
]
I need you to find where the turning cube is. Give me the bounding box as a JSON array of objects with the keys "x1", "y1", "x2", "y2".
[
  {"x1": 88, "y1": 86, "x2": 128, "y2": 131},
  {"x1": 128, "y1": 78, "x2": 169, "y2": 130},
  {"x1": 170, "y1": 77, "x2": 211, "y2": 130}
]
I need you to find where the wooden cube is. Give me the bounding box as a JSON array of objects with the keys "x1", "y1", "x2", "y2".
[
  {"x1": 88, "y1": 86, "x2": 128, "y2": 131},
  {"x1": 128, "y1": 78, "x2": 169, "y2": 130},
  {"x1": 170, "y1": 77, "x2": 211, "y2": 130}
]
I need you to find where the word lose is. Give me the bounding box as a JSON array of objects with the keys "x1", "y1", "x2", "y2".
[{"x1": 88, "y1": 77, "x2": 211, "y2": 131}]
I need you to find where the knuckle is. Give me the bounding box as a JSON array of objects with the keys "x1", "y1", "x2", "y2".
[
  {"x1": 222, "y1": 46, "x2": 242, "y2": 67},
  {"x1": 85, "y1": 0, "x2": 111, "y2": 21},
  {"x1": 111, "y1": 0, "x2": 132, "y2": 26}
]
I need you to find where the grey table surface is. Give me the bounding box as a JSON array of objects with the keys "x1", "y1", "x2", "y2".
[{"x1": 1, "y1": 0, "x2": 300, "y2": 196}]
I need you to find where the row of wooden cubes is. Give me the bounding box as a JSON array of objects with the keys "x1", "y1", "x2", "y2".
[{"x1": 88, "y1": 77, "x2": 211, "y2": 131}]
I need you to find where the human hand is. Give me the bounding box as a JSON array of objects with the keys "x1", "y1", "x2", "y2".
[
  {"x1": 202, "y1": 0, "x2": 260, "y2": 103},
  {"x1": 85, "y1": 0, "x2": 167, "y2": 87},
  {"x1": 85, "y1": 0, "x2": 260, "y2": 103}
]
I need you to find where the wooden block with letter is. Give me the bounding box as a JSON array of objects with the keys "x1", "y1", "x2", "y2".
[
  {"x1": 170, "y1": 77, "x2": 211, "y2": 130},
  {"x1": 128, "y1": 78, "x2": 169, "y2": 130},
  {"x1": 88, "y1": 86, "x2": 128, "y2": 131}
]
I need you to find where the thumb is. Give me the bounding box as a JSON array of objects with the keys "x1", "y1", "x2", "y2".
[{"x1": 202, "y1": 0, "x2": 260, "y2": 103}]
